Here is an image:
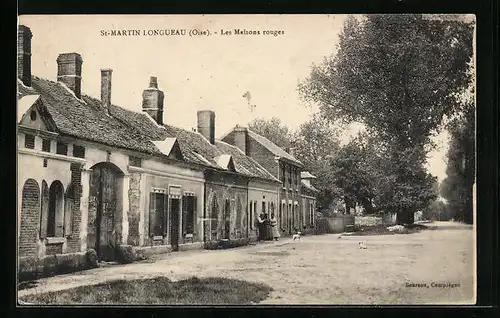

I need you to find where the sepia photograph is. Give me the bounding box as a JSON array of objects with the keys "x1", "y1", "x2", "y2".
[{"x1": 17, "y1": 14, "x2": 476, "y2": 305}]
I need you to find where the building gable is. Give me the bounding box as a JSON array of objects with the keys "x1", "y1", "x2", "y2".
[{"x1": 18, "y1": 96, "x2": 57, "y2": 132}]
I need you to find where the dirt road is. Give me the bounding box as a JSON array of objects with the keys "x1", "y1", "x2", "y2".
[{"x1": 18, "y1": 221, "x2": 475, "y2": 304}]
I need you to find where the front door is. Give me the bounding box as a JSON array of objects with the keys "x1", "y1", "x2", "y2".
[
  {"x1": 289, "y1": 203, "x2": 293, "y2": 235},
  {"x1": 170, "y1": 198, "x2": 180, "y2": 251},
  {"x1": 89, "y1": 164, "x2": 118, "y2": 262}
]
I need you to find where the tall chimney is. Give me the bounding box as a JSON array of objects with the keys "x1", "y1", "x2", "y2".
[
  {"x1": 233, "y1": 125, "x2": 249, "y2": 155},
  {"x1": 57, "y1": 53, "x2": 83, "y2": 99},
  {"x1": 197, "y1": 110, "x2": 215, "y2": 145},
  {"x1": 101, "y1": 69, "x2": 112, "y2": 113},
  {"x1": 17, "y1": 25, "x2": 32, "y2": 87},
  {"x1": 142, "y1": 76, "x2": 165, "y2": 125}
]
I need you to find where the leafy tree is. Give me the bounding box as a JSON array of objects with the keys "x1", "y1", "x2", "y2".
[
  {"x1": 299, "y1": 14, "x2": 474, "y2": 224},
  {"x1": 247, "y1": 117, "x2": 294, "y2": 150},
  {"x1": 329, "y1": 134, "x2": 378, "y2": 214},
  {"x1": 440, "y1": 98, "x2": 475, "y2": 224},
  {"x1": 294, "y1": 114, "x2": 343, "y2": 210}
]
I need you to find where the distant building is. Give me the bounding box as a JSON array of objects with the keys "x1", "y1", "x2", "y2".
[{"x1": 221, "y1": 126, "x2": 319, "y2": 235}]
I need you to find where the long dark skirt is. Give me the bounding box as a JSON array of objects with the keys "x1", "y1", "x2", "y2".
[{"x1": 258, "y1": 223, "x2": 266, "y2": 240}]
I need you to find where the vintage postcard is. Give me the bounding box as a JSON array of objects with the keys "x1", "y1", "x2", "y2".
[{"x1": 17, "y1": 14, "x2": 476, "y2": 305}]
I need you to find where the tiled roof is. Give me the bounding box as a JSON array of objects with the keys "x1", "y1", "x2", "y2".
[
  {"x1": 17, "y1": 76, "x2": 278, "y2": 183},
  {"x1": 215, "y1": 140, "x2": 280, "y2": 182},
  {"x1": 246, "y1": 129, "x2": 303, "y2": 166}
]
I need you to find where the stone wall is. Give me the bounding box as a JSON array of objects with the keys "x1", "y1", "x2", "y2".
[{"x1": 354, "y1": 214, "x2": 397, "y2": 227}]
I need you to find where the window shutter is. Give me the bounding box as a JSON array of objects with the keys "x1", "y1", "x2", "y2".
[
  {"x1": 182, "y1": 195, "x2": 187, "y2": 236},
  {"x1": 149, "y1": 193, "x2": 156, "y2": 237}
]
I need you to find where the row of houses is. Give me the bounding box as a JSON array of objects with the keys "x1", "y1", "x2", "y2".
[{"x1": 17, "y1": 25, "x2": 318, "y2": 264}]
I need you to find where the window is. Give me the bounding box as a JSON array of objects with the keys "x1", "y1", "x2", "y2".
[
  {"x1": 129, "y1": 156, "x2": 142, "y2": 167},
  {"x1": 42, "y1": 139, "x2": 51, "y2": 152},
  {"x1": 249, "y1": 201, "x2": 253, "y2": 230},
  {"x1": 149, "y1": 192, "x2": 166, "y2": 237},
  {"x1": 73, "y1": 145, "x2": 86, "y2": 158},
  {"x1": 281, "y1": 164, "x2": 286, "y2": 184},
  {"x1": 182, "y1": 194, "x2": 197, "y2": 236},
  {"x1": 253, "y1": 201, "x2": 257, "y2": 224},
  {"x1": 280, "y1": 203, "x2": 286, "y2": 228},
  {"x1": 223, "y1": 199, "x2": 231, "y2": 239},
  {"x1": 262, "y1": 201, "x2": 266, "y2": 215},
  {"x1": 24, "y1": 134, "x2": 35, "y2": 149},
  {"x1": 235, "y1": 197, "x2": 242, "y2": 235},
  {"x1": 211, "y1": 196, "x2": 219, "y2": 238},
  {"x1": 309, "y1": 203, "x2": 314, "y2": 226},
  {"x1": 46, "y1": 181, "x2": 64, "y2": 237},
  {"x1": 56, "y1": 142, "x2": 68, "y2": 155},
  {"x1": 30, "y1": 110, "x2": 37, "y2": 121}
]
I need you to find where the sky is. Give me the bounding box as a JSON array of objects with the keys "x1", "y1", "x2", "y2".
[{"x1": 19, "y1": 14, "x2": 457, "y2": 182}]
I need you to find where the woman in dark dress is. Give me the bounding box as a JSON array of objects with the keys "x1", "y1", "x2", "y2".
[{"x1": 257, "y1": 213, "x2": 266, "y2": 241}]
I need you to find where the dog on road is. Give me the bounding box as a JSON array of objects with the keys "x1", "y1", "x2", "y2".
[
  {"x1": 292, "y1": 232, "x2": 302, "y2": 241},
  {"x1": 358, "y1": 241, "x2": 367, "y2": 249}
]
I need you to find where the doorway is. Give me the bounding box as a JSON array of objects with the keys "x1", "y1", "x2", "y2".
[
  {"x1": 170, "y1": 198, "x2": 180, "y2": 251},
  {"x1": 88, "y1": 163, "x2": 122, "y2": 262}
]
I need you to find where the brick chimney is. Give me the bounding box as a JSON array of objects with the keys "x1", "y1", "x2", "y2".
[
  {"x1": 233, "y1": 125, "x2": 249, "y2": 155},
  {"x1": 57, "y1": 53, "x2": 83, "y2": 99},
  {"x1": 17, "y1": 25, "x2": 32, "y2": 87},
  {"x1": 142, "y1": 76, "x2": 164, "y2": 125},
  {"x1": 197, "y1": 110, "x2": 215, "y2": 144},
  {"x1": 101, "y1": 69, "x2": 112, "y2": 113}
]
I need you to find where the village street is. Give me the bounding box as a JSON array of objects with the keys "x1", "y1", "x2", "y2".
[{"x1": 18, "y1": 221, "x2": 475, "y2": 305}]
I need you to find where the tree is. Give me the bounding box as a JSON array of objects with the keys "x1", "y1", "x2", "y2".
[
  {"x1": 247, "y1": 117, "x2": 294, "y2": 150},
  {"x1": 299, "y1": 14, "x2": 474, "y2": 224},
  {"x1": 440, "y1": 98, "x2": 475, "y2": 224},
  {"x1": 329, "y1": 134, "x2": 378, "y2": 214},
  {"x1": 294, "y1": 113, "x2": 343, "y2": 210}
]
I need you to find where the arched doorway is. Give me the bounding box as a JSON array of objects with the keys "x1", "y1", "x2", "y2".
[{"x1": 87, "y1": 162, "x2": 123, "y2": 262}]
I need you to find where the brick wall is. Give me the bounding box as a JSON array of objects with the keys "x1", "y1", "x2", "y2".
[
  {"x1": 247, "y1": 138, "x2": 279, "y2": 179},
  {"x1": 66, "y1": 163, "x2": 83, "y2": 252},
  {"x1": 45, "y1": 243, "x2": 63, "y2": 255},
  {"x1": 204, "y1": 174, "x2": 248, "y2": 241},
  {"x1": 20, "y1": 179, "x2": 40, "y2": 258},
  {"x1": 127, "y1": 172, "x2": 141, "y2": 246}
]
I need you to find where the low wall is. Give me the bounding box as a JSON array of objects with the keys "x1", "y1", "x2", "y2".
[
  {"x1": 354, "y1": 214, "x2": 397, "y2": 227},
  {"x1": 18, "y1": 249, "x2": 98, "y2": 282},
  {"x1": 204, "y1": 237, "x2": 253, "y2": 250},
  {"x1": 316, "y1": 215, "x2": 355, "y2": 234}
]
